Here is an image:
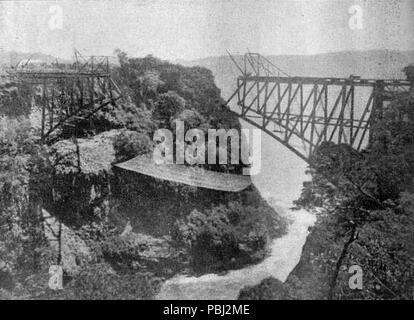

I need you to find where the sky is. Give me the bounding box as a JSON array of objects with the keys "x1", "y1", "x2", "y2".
[{"x1": 0, "y1": 0, "x2": 413, "y2": 61}]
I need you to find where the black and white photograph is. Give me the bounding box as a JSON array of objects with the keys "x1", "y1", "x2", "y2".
[{"x1": 0, "y1": 0, "x2": 413, "y2": 305}]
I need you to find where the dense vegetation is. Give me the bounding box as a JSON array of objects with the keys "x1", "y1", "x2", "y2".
[
  {"x1": 0, "y1": 52, "x2": 284, "y2": 299},
  {"x1": 239, "y1": 65, "x2": 414, "y2": 300}
]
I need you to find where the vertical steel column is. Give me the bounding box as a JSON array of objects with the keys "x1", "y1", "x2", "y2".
[
  {"x1": 285, "y1": 81, "x2": 292, "y2": 141},
  {"x1": 338, "y1": 84, "x2": 347, "y2": 144},
  {"x1": 41, "y1": 82, "x2": 46, "y2": 141},
  {"x1": 300, "y1": 83, "x2": 304, "y2": 135},
  {"x1": 368, "y1": 80, "x2": 385, "y2": 145},
  {"x1": 349, "y1": 85, "x2": 355, "y2": 146},
  {"x1": 324, "y1": 84, "x2": 328, "y2": 142},
  {"x1": 309, "y1": 84, "x2": 318, "y2": 154}
]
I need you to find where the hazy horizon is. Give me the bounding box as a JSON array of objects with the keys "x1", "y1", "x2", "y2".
[
  {"x1": 1, "y1": 0, "x2": 413, "y2": 61},
  {"x1": 3, "y1": 47, "x2": 414, "y2": 62}
]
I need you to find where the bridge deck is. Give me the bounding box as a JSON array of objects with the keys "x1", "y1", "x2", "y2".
[
  {"x1": 239, "y1": 75, "x2": 411, "y2": 87},
  {"x1": 114, "y1": 155, "x2": 252, "y2": 192}
]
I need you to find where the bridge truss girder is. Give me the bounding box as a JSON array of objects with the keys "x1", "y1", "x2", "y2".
[
  {"x1": 226, "y1": 53, "x2": 411, "y2": 163},
  {"x1": 7, "y1": 53, "x2": 121, "y2": 143}
]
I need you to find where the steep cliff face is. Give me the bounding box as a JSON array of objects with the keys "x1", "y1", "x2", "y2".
[
  {"x1": 1, "y1": 54, "x2": 286, "y2": 299},
  {"x1": 33, "y1": 54, "x2": 286, "y2": 278},
  {"x1": 45, "y1": 129, "x2": 285, "y2": 276}
]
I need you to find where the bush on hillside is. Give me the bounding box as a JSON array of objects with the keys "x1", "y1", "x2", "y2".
[
  {"x1": 172, "y1": 202, "x2": 269, "y2": 271},
  {"x1": 65, "y1": 263, "x2": 161, "y2": 300},
  {"x1": 0, "y1": 117, "x2": 50, "y2": 279},
  {"x1": 153, "y1": 91, "x2": 186, "y2": 125},
  {"x1": 0, "y1": 84, "x2": 32, "y2": 117},
  {"x1": 113, "y1": 129, "x2": 152, "y2": 163}
]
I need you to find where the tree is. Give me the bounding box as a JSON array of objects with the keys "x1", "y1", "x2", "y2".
[
  {"x1": 113, "y1": 129, "x2": 152, "y2": 163},
  {"x1": 0, "y1": 117, "x2": 48, "y2": 284},
  {"x1": 153, "y1": 91, "x2": 186, "y2": 126}
]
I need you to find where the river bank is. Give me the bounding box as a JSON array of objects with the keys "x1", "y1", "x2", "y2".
[
  {"x1": 156, "y1": 199, "x2": 315, "y2": 300},
  {"x1": 155, "y1": 118, "x2": 315, "y2": 300}
]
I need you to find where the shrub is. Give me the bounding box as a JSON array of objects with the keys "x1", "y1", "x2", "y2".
[
  {"x1": 0, "y1": 117, "x2": 48, "y2": 275},
  {"x1": 0, "y1": 84, "x2": 32, "y2": 117},
  {"x1": 153, "y1": 91, "x2": 186, "y2": 125},
  {"x1": 114, "y1": 103, "x2": 155, "y2": 133},
  {"x1": 66, "y1": 263, "x2": 161, "y2": 300},
  {"x1": 172, "y1": 202, "x2": 269, "y2": 271},
  {"x1": 113, "y1": 129, "x2": 152, "y2": 163},
  {"x1": 171, "y1": 109, "x2": 208, "y2": 131},
  {"x1": 101, "y1": 236, "x2": 142, "y2": 268},
  {"x1": 238, "y1": 278, "x2": 288, "y2": 300}
]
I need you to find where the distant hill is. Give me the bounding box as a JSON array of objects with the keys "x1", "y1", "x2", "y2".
[
  {"x1": 0, "y1": 51, "x2": 71, "y2": 70},
  {"x1": 176, "y1": 50, "x2": 414, "y2": 99},
  {"x1": 2, "y1": 49, "x2": 413, "y2": 99}
]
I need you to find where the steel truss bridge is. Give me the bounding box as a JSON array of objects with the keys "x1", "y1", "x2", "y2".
[
  {"x1": 226, "y1": 52, "x2": 411, "y2": 163},
  {"x1": 6, "y1": 50, "x2": 121, "y2": 143}
]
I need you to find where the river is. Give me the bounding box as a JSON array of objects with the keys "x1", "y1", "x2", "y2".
[{"x1": 156, "y1": 120, "x2": 316, "y2": 300}]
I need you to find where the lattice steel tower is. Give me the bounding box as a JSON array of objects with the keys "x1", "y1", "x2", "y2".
[{"x1": 7, "y1": 50, "x2": 121, "y2": 143}]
